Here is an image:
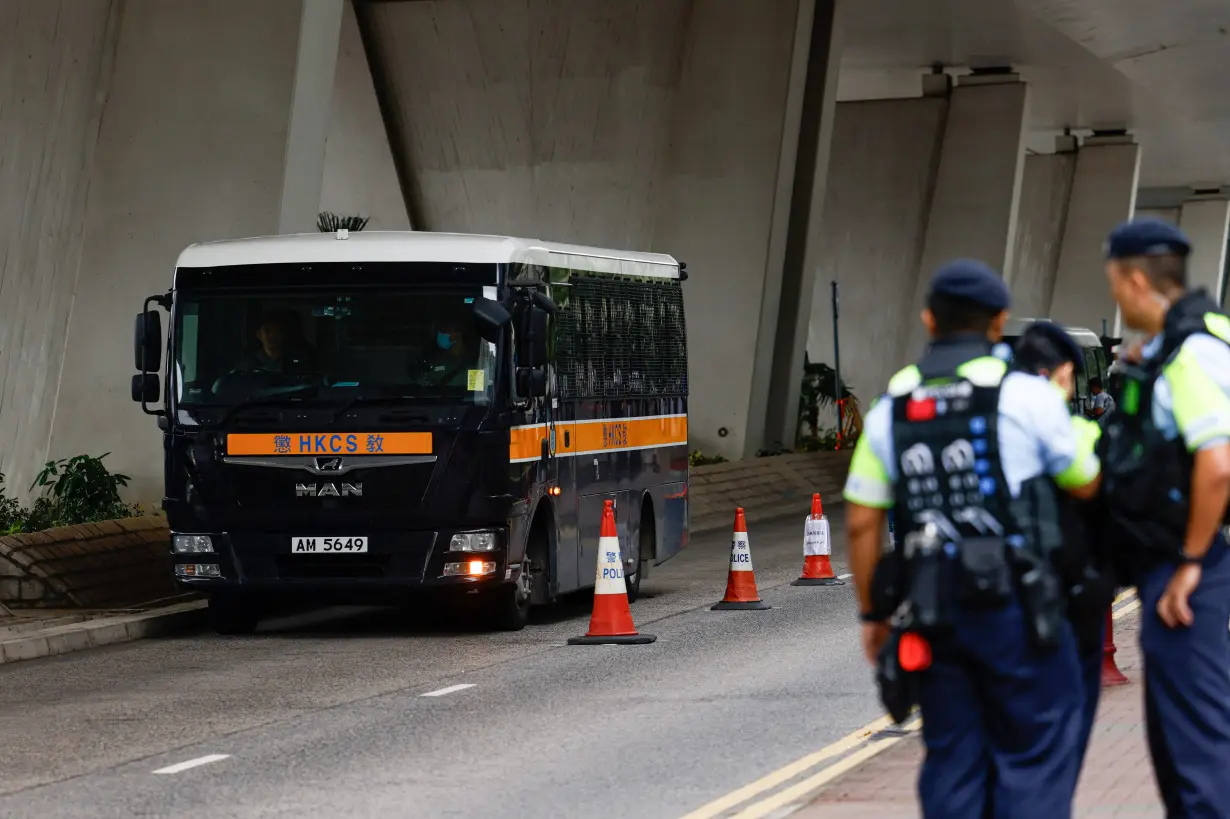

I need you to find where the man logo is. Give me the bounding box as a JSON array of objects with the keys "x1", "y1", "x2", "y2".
[
  {"x1": 296, "y1": 483, "x2": 362, "y2": 498},
  {"x1": 315, "y1": 457, "x2": 344, "y2": 472}
]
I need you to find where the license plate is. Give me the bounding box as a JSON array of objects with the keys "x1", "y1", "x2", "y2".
[{"x1": 290, "y1": 537, "x2": 368, "y2": 553}]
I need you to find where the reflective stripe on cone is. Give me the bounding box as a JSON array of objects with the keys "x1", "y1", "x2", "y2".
[
  {"x1": 568, "y1": 499, "x2": 657, "y2": 645},
  {"x1": 712, "y1": 507, "x2": 771, "y2": 610}
]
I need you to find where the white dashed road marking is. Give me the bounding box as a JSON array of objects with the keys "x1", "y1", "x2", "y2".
[
  {"x1": 420, "y1": 683, "x2": 476, "y2": 698},
  {"x1": 153, "y1": 754, "x2": 231, "y2": 775}
]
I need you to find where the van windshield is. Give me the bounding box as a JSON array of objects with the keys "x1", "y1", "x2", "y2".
[{"x1": 173, "y1": 288, "x2": 497, "y2": 408}]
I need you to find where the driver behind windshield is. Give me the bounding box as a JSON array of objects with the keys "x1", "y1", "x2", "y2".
[
  {"x1": 236, "y1": 311, "x2": 316, "y2": 375},
  {"x1": 410, "y1": 318, "x2": 472, "y2": 388}
]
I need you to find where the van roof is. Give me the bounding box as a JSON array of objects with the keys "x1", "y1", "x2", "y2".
[
  {"x1": 1002, "y1": 317, "x2": 1103, "y2": 347},
  {"x1": 174, "y1": 231, "x2": 681, "y2": 279}
]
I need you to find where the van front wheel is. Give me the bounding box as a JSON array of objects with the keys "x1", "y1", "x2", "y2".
[{"x1": 209, "y1": 593, "x2": 260, "y2": 635}]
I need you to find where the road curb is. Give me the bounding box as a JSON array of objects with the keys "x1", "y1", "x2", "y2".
[{"x1": 0, "y1": 600, "x2": 208, "y2": 666}]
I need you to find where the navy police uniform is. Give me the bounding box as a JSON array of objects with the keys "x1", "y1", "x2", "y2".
[
  {"x1": 1010, "y1": 320, "x2": 1115, "y2": 773},
  {"x1": 846, "y1": 262, "x2": 1099, "y2": 818},
  {"x1": 1099, "y1": 219, "x2": 1230, "y2": 817}
]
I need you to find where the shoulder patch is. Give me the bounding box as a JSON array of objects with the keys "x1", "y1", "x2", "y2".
[
  {"x1": 887, "y1": 366, "x2": 921, "y2": 397},
  {"x1": 955, "y1": 356, "x2": 1007, "y2": 387},
  {"x1": 1204, "y1": 313, "x2": 1230, "y2": 344}
]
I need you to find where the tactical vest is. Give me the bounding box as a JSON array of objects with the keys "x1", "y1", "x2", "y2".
[
  {"x1": 885, "y1": 344, "x2": 1020, "y2": 630},
  {"x1": 1097, "y1": 289, "x2": 1230, "y2": 571}
]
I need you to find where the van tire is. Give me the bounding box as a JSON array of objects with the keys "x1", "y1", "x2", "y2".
[
  {"x1": 627, "y1": 506, "x2": 654, "y2": 604},
  {"x1": 486, "y1": 573, "x2": 531, "y2": 632},
  {"x1": 209, "y1": 593, "x2": 260, "y2": 635}
]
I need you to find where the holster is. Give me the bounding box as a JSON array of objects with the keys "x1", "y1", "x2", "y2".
[
  {"x1": 875, "y1": 629, "x2": 920, "y2": 724},
  {"x1": 869, "y1": 541, "x2": 906, "y2": 622},
  {"x1": 1008, "y1": 477, "x2": 1069, "y2": 650}
]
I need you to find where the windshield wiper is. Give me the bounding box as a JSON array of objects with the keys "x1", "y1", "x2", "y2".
[
  {"x1": 215, "y1": 386, "x2": 321, "y2": 425},
  {"x1": 330, "y1": 393, "x2": 431, "y2": 423}
]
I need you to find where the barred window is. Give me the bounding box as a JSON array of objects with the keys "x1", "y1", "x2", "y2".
[{"x1": 555, "y1": 273, "x2": 687, "y2": 399}]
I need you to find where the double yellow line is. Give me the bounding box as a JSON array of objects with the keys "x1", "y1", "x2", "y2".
[
  {"x1": 1112, "y1": 586, "x2": 1140, "y2": 619},
  {"x1": 680, "y1": 588, "x2": 1142, "y2": 819},
  {"x1": 678, "y1": 715, "x2": 921, "y2": 819}
]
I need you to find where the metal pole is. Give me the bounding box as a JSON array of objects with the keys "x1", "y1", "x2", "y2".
[{"x1": 831, "y1": 282, "x2": 843, "y2": 445}]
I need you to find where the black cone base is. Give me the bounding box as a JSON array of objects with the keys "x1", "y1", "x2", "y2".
[
  {"x1": 711, "y1": 599, "x2": 772, "y2": 611},
  {"x1": 567, "y1": 633, "x2": 657, "y2": 645},
  {"x1": 791, "y1": 576, "x2": 845, "y2": 586}
]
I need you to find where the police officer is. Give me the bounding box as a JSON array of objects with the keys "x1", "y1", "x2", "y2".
[
  {"x1": 1099, "y1": 218, "x2": 1230, "y2": 816},
  {"x1": 845, "y1": 260, "x2": 1101, "y2": 818},
  {"x1": 1011, "y1": 321, "x2": 1115, "y2": 773}
]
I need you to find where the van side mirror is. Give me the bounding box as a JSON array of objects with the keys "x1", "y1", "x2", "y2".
[
  {"x1": 131, "y1": 373, "x2": 160, "y2": 404},
  {"x1": 516, "y1": 368, "x2": 547, "y2": 398},
  {"x1": 515, "y1": 305, "x2": 550, "y2": 368},
  {"x1": 134, "y1": 310, "x2": 163, "y2": 371},
  {"x1": 472, "y1": 297, "x2": 511, "y2": 344}
]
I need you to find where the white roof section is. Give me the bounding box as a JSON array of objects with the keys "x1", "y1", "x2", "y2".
[
  {"x1": 1003, "y1": 317, "x2": 1105, "y2": 347},
  {"x1": 174, "y1": 231, "x2": 681, "y2": 279}
]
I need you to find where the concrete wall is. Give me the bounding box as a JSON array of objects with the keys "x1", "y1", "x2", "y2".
[
  {"x1": 1009, "y1": 152, "x2": 1077, "y2": 318},
  {"x1": 319, "y1": 1, "x2": 410, "y2": 230},
  {"x1": 367, "y1": 0, "x2": 803, "y2": 460},
  {"x1": 655, "y1": 0, "x2": 802, "y2": 459},
  {"x1": 48, "y1": 0, "x2": 303, "y2": 502},
  {"x1": 805, "y1": 97, "x2": 947, "y2": 406},
  {"x1": 0, "y1": 1, "x2": 117, "y2": 497},
  {"x1": 368, "y1": 0, "x2": 687, "y2": 247}
]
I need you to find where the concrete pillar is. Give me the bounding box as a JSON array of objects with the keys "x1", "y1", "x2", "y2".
[
  {"x1": 1008, "y1": 136, "x2": 1077, "y2": 319},
  {"x1": 48, "y1": 0, "x2": 305, "y2": 502},
  {"x1": 0, "y1": 0, "x2": 120, "y2": 498},
  {"x1": 1178, "y1": 197, "x2": 1230, "y2": 303},
  {"x1": 907, "y1": 73, "x2": 1030, "y2": 354},
  {"x1": 319, "y1": 1, "x2": 411, "y2": 230},
  {"x1": 804, "y1": 95, "x2": 948, "y2": 409},
  {"x1": 760, "y1": 0, "x2": 843, "y2": 452},
  {"x1": 278, "y1": 0, "x2": 344, "y2": 234},
  {"x1": 649, "y1": 0, "x2": 819, "y2": 461},
  {"x1": 1048, "y1": 133, "x2": 1141, "y2": 333},
  {"x1": 1135, "y1": 207, "x2": 1179, "y2": 224}
]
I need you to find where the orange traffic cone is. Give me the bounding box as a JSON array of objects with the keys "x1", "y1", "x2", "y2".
[
  {"x1": 792, "y1": 493, "x2": 844, "y2": 586},
  {"x1": 712, "y1": 508, "x2": 771, "y2": 610},
  {"x1": 1101, "y1": 606, "x2": 1129, "y2": 686},
  {"x1": 568, "y1": 500, "x2": 657, "y2": 645}
]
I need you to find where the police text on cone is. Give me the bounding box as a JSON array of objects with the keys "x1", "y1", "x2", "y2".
[
  {"x1": 712, "y1": 507, "x2": 770, "y2": 610},
  {"x1": 567, "y1": 499, "x2": 656, "y2": 645}
]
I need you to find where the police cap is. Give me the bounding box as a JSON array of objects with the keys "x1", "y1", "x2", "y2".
[
  {"x1": 1018, "y1": 320, "x2": 1085, "y2": 373},
  {"x1": 927, "y1": 259, "x2": 1011, "y2": 312},
  {"x1": 1104, "y1": 218, "x2": 1191, "y2": 260}
]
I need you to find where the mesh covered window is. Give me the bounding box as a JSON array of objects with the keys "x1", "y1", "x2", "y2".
[{"x1": 555, "y1": 273, "x2": 688, "y2": 399}]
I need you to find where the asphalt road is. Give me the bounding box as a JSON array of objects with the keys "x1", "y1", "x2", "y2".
[{"x1": 0, "y1": 508, "x2": 882, "y2": 819}]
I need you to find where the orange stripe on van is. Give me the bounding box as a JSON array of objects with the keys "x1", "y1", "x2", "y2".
[
  {"x1": 508, "y1": 416, "x2": 687, "y2": 463},
  {"x1": 509, "y1": 426, "x2": 548, "y2": 462},
  {"x1": 571, "y1": 416, "x2": 687, "y2": 454}
]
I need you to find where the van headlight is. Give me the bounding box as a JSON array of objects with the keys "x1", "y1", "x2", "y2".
[
  {"x1": 172, "y1": 534, "x2": 214, "y2": 553},
  {"x1": 448, "y1": 531, "x2": 498, "y2": 552}
]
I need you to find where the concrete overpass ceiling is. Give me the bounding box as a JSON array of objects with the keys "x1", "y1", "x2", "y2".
[
  {"x1": 1017, "y1": 0, "x2": 1230, "y2": 187},
  {"x1": 360, "y1": 0, "x2": 691, "y2": 245},
  {"x1": 834, "y1": 0, "x2": 1230, "y2": 187}
]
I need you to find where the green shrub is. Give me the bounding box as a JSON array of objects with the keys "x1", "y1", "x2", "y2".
[
  {"x1": 1, "y1": 455, "x2": 140, "y2": 535},
  {"x1": 317, "y1": 212, "x2": 369, "y2": 232},
  {"x1": 689, "y1": 450, "x2": 728, "y2": 467},
  {"x1": 0, "y1": 472, "x2": 23, "y2": 535}
]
